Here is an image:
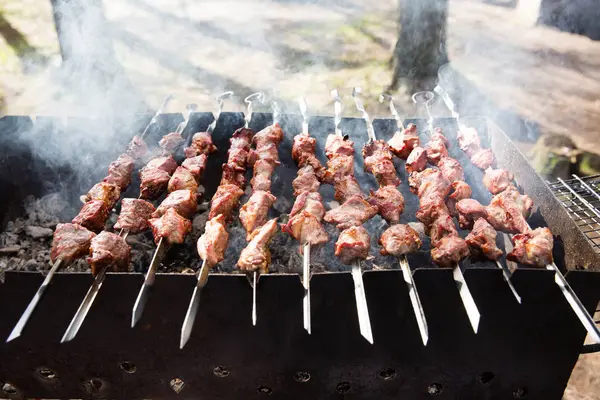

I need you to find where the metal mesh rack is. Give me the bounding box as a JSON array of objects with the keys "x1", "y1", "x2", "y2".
[{"x1": 548, "y1": 174, "x2": 600, "y2": 252}]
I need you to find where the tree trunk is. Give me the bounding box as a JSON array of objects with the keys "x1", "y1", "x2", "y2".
[{"x1": 388, "y1": 0, "x2": 449, "y2": 92}]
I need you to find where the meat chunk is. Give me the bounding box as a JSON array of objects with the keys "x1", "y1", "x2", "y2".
[
  {"x1": 465, "y1": 218, "x2": 503, "y2": 260},
  {"x1": 104, "y1": 154, "x2": 135, "y2": 189},
  {"x1": 430, "y1": 128, "x2": 449, "y2": 146},
  {"x1": 181, "y1": 154, "x2": 208, "y2": 180},
  {"x1": 426, "y1": 139, "x2": 449, "y2": 165},
  {"x1": 379, "y1": 224, "x2": 421, "y2": 256},
  {"x1": 334, "y1": 176, "x2": 363, "y2": 203},
  {"x1": 324, "y1": 195, "x2": 378, "y2": 229},
  {"x1": 292, "y1": 134, "x2": 316, "y2": 162},
  {"x1": 254, "y1": 123, "x2": 284, "y2": 148},
  {"x1": 153, "y1": 189, "x2": 198, "y2": 219},
  {"x1": 368, "y1": 158, "x2": 400, "y2": 187},
  {"x1": 114, "y1": 198, "x2": 156, "y2": 233},
  {"x1": 429, "y1": 214, "x2": 459, "y2": 247},
  {"x1": 335, "y1": 226, "x2": 370, "y2": 264},
  {"x1": 431, "y1": 236, "x2": 469, "y2": 268},
  {"x1": 507, "y1": 227, "x2": 553, "y2": 267},
  {"x1": 282, "y1": 210, "x2": 329, "y2": 247},
  {"x1": 88, "y1": 231, "x2": 130, "y2": 275},
  {"x1": 325, "y1": 134, "x2": 354, "y2": 158},
  {"x1": 289, "y1": 191, "x2": 326, "y2": 221},
  {"x1": 388, "y1": 123, "x2": 420, "y2": 159},
  {"x1": 139, "y1": 167, "x2": 171, "y2": 200},
  {"x1": 483, "y1": 168, "x2": 514, "y2": 195},
  {"x1": 149, "y1": 207, "x2": 192, "y2": 245},
  {"x1": 414, "y1": 168, "x2": 451, "y2": 199},
  {"x1": 368, "y1": 185, "x2": 405, "y2": 225},
  {"x1": 209, "y1": 184, "x2": 245, "y2": 220},
  {"x1": 197, "y1": 214, "x2": 229, "y2": 267},
  {"x1": 145, "y1": 155, "x2": 178, "y2": 175},
  {"x1": 225, "y1": 148, "x2": 251, "y2": 172},
  {"x1": 456, "y1": 198, "x2": 488, "y2": 230},
  {"x1": 446, "y1": 181, "x2": 472, "y2": 216},
  {"x1": 363, "y1": 140, "x2": 393, "y2": 164},
  {"x1": 237, "y1": 219, "x2": 278, "y2": 273},
  {"x1": 188, "y1": 131, "x2": 217, "y2": 156},
  {"x1": 437, "y1": 157, "x2": 464, "y2": 183},
  {"x1": 85, "y1": 182, "x2": 121, "y2": 210},
  {"x1": 249, "y1": 143, "x2": 280, "y2": 166},
  {"x1": 239, "y1": 190, "x2": 277, "y2": 239},
  {"x1": 168, "y1": 166, "x2": 199, "y2": 193},
  {"x1": 72, "y1": 200, "x2": 109, "y2": 232},
  {"x1": 457, "y1": 127, "x2": 481, "y2": 157},
  {"x1": 292, "y1": 165, "x2": 320, "y2": 195},
  {"x1": 488, "y1": 188, "x2": 531, "y2": 233},
  {"x1": 416, "y1": 194, "x2": 449, "y2": 228},
  {"x1": 50, "y1": 223, "x2": 96, "y2": 265},
  {"x1": 406, "y1": 146, "x2": 428, "y2": 174},
  {"x1": 159, "y1": 132, "x2": 184, "y2": 155},
  {"x1": 220, "y1": 164, "x2": 246, "y2": 188},
  {"x1": 491, "y1": 185, "x2": 533, "y2": 219},
  {"x1": 471, "y1": 148, "x2": 495, "y2": 170},
  {"x1": 127, "y1": 135, "x2": 148, "y2": 159},
  {"x1": 252, "y1": 159, "x2": 277, "y2": 192},
  {"x1": 323, "y1": 155, "x2": 354, "y2": 184},
  {"x1": 296, "y1": 153, "x2": 324, "y2": 177}
]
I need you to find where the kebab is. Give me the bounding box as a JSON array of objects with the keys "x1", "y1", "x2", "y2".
[
  {"x1": 60, "y1": 104, "x2": 198, "y2": 343},
  {"x1": 320, "y1": 89, "x2": 377, "y2": 344},
  {"x1": 6, "y1": 96, "x2": 173, "y2": 342},
  {"x1": 180, "y1": 92, "x2": 263, "y2": 349},
  {"x1": 280, "y1": 97, "x2": 328, "y2": 334}
]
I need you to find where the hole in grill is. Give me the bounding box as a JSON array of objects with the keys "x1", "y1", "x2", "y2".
[
  {"x1": 36, "y1": 367, "x2": 57, "y2": 380},
  {"x1": 257, "y1": 385, "x2": 272, "y2": 394},
  {"x1": 336, "y1": 381, "x2": 352, "y2": 394},
  {"x1": 2, "y1": 383, "x2": 17, "y2": 395},
  {"x1": 478, "y1": 371, "x2": 495, "y2": 385},
  {"x1": 119, "y1": 361, "x2": 137, "y2": 374},
  {"x1": 170, "y1": 378, "x2": 185, "y2": 394},
  {"x1": 427, "y1": 382, "x2": 443, "y2": 395},
  {"x1": 513, "y1": 387, "x2": 528, "y2": 398},
  {"x1": 83, "y1": 378, "x2": 104, "y2": 393},
  {"x1": 293, "y1": 371, "x2": 311, "y2": 383},
  {"x1": 213, "y1": 366, "x2": 230, "y2": 378},
  {"x1": 378, "y1": 367, "x2": 397, "y2": 380}
]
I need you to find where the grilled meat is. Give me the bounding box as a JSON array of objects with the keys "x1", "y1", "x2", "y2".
[
  {"x1": 507, "y1": 227, "x2": 553, "y2": 267},
  {"x1": 87, "y1": 231, "x2": 130, "y2": 275},
  {"x1": 491, "y1": 185, "x2": 533, "y2": 219},
  {"x1": 230, "y1": 127, "x2": 254, "y2": 150},
  {"x1": 249, "y1": 142, "x2": 280, "y2": 167},
  {"x1": 431, "y1": 236, "x2": 469, "y2": 268},
  {"x1": 114, "y1": 198, "x2": 156, "y2": 233},
  {"x1": 438, "y1": 156, "x2": 465, "y2": 183},
  {"x1": 159, "y1": 132, "x2": 185, "y2": 155},
  {"x1": 187, "y1": 131, "x2": 217, "y2": 156},
  {"x1": 457, "y1": 127, "x2": 481, "y2": 157},
  {"x1": 104, "y1": 154, "x2": 135, "y2": 189},
  {"x1": 414, "y1": 168, "x2": 451, "y2": 199},
  {"x1": 446, "y1": 181, "x2": 472, "y2": 216},
  {"x1": 282, "y1": 210, "x2": 328, "y2": 247},
  {"x1": 362, "y1": 140, "x2": 400, "y2": 187},
  {"x1": 85, "y1": 182, "x2": 121, "y2": 210},
  {"x1": 254, "y1": 123, "x2": 284, "y2": 148},
  {"x1": 149, "y1": 207, "x2": 192, "y2": 245},
  {"x1": 324, "y1": 195, "x2": 378, "y2": 229},
  {"x1": 237, "y1": 218, "x2": 278, "y2": 273},
  {"x1": 368, "y1": 185, "x2": 405, "y2": 225},
  {"x1": 488, "y1": 190, "x2": 530, "y2": 233},
  {"x1": 483, "y1": 168, "x2": 514, "y2": 195},
  {"x1": 50, "y1": 223, "x2": 96, "y2": 265},
  {"x1": 225, "y1": 148, "x2": 251, "y2": 172},
  {"x1": 239, "y1": 190, "x2": 277, "y2": 239},
  {"x1": 471, "y1": 148, "x2": 495, "y2": 170},
  {"x1": 139, "y1": 167, "x2": 171, "y2": 200},
  {"x1": 209, "y1": 184, "x2": 245, "y2": 220},
  {"x1": 292, "y1": 134, "x2": 316, "y2": 162},
  {"x1": 220, "y1": 164, "x2": 246, "y2": 188},
  {"x1": 293, "y1": 165, "x2": 320, "y2": 195},
  {"x1": 145, "y1": 155, "x2": 178, "y2": 175},
  {"x1": 388, "y1": 123, "x2": 420, "y2": 159},
  {"x1": 406, "y1": 146, "x2": 428, "y2": 174},
  {"x1": 416, "y1": 194, "x2": 449, "y2": 228},
  {"x1": 426, "y1": 139, "x2": 449, "y2": 165},
  {"x1": 456, "y1": 198, "x2": 488, "y2": 230},
  {"x1": 168, "y1": 166, "x2": 199, "y2": 193},
  {"x1": 72, "y1": 200, "x2": 109, "y2": 232},
  {"x1": 334, "y1": 225, "x2": 370, "y2": 264},
  {"x1": 430, "y1": 128, "x2": 449, "y2": 147},
  {"x1": 127, "y1": 135, "x2": 148, "y2": 159},
  {"x1": 429, "y1": 214, "x2": 459, "y2": 247},
  {"x1": 325, "y1": 134, "x2": 354, "y2": 158},
  {"x1": 153, "y1": 189, "x2": 198, "y2": 219},
  {"x1": 290, "y1": 191, "x2": 326, "y2": 221},
  {"x1": 379, "y1": 223, "x2": 421, "y2": 256},
  {"x1": 323, "y1": 154, "x2": 354, "y2": 184},
  {"x1": 334, "y1": 176, "x2": 363, "y2": 203},
  {"x1": 197, "y1": 214, "x2": 229, "y2": 267},
  {"x1": 181, "y1": 154, "x2": 208, "y2": 181},
  {"x1": 252, "y1": 159, "x2": 278, "y2": 192},
  {"x1": 465, "y1": 218, "x2": 502, "y2": 260}
]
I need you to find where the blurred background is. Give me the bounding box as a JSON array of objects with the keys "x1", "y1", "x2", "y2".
[{"x1": 0, "y1": 0, "x2": 599, "y2": 396}]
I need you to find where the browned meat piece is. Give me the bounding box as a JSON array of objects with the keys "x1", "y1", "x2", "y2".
[
  {"x1": 104, "y1": 154, "x2": 135, "y2": 189},
  {"x1": 145, "y1": 155, "x2": 178, "y2": 175},
  {"x1": 466, "y1": 218, "x2": 502, "y2": 260},
  {"x1": 429, "y1": 214, "x2": 459, "y2": 247},
  {"x1": 446, "y1": 181, "x2": 472, "y2": 216},
  {"x1": 430, "y1": 128, "x2": 449, "y2": 146},
  {"x1": 239, "y1": 190, "x2": 277, "y2": 239},
  {"x1": 209, "y1": 184, "x2": 245, "y2": 220},
  {"x1": 149, "y1": 207, "x2": 192, "y2": 245},
  {"x1": 415, "y1": 168, "x2": 451, "y2": 199},
  {"x1": 229, "y1": 127, "x2": 254, "y2": 152},
  {"x1": 159, "y1": 132, "x2": 184, "y2": 155},
  {"x1": 325, "y1": 134, "x2": 354, "y2": 158},
  {"x1": 290, "y1": 191, "x2": 326, "y2": 220},
  {"x1": 324, "y1": 195, "x2": 378, "y2": 229},
  {"x1": 153, "y1": 189, "x2": 198, "y2": 219},
  {"x1": 249, "y1": 143, "x2": 280, "y2": 166},
  {"x1": 491, "y1": 185, "x2": 533, "y2": 219},
  {"x1": 252, "y1": 159, "x2": 277, "y2": 192},
  {"x1": 254, "y1": 123, "x2": 284, "y2": 147},
  {"x1": 323, "y1": 155, "x2": 354, "y2": 184},
  {"x1": 369, "y1": 158, "x2": 400, "y2": 187},
  {"x1": 88, "y1": 231, "x2": 130, "y2": 275},
  {"x1": 292, "y1": 165, "x2": 320, "y2": 195},
  {"x1": 406, "y1": 146, "x2": 428, "y2": 174},
  {"x1": 50, "y1": 223, "x2": 96, "y2": 265},
  {"x1": 507, "y1": 227, "x2": 553, "y2": 267},
  {"x1": 457, "y1": 127, "x2": 481, "y2": 157},
  {"x1": 416, "y1": 194, "x2": 449, "y2": 228},
  {"x1": 114, "y1": 198, "x2": 156, "y2": 233},
  {"x1": 426, "y1": 139, "x2": 449, "y2": 165},
  {"x1": 483, "y1": 168, "x2": 514, "y2": 194},
  {"x1": 139, "y1": 167, "x2": 171, "y2": 200},
  {"x1": 362, "y1": 140, "x2": 399, "y2": 186},
  {"x1": 296, "y1": 153, "x2": 324, "y2": 177},
  {"x1": 368, "y1": 185, "x2": 405, "y2": 225},
  {"x1": 471, "y1": 148, "x2": 495, "y2": 170},
  {"x1": 85, "y1": 182, "x2": 121, "y2": 210},
  {"x1": 334, "y1": 176, "x2": 363, "y2": 203},
  {"x1": 237, "y1": 219, "x2": 278, "y2": 273},
  {"x1": 72, "y1": 200, "x2": 109, "y2": 232},
  {"x1": 189, "y1": 131, "x2": 217, "y2": 155},
  {"x1": 127, "y1": 135, "x2": 148, "y2": 159},
  {"x1": 282, "y1": 210, "x2": 328, "y2": 247},
  {"x1": 431, "y1": 236, "x2": 470, "y2": 268},
  {"x1": 379, "y1": 224, "x2": 421, "y2": 256},
  {"x1": 220, "y1": 164, "x2": 246, "y2": 188},
  {"x1": 438, "y1": 157, "x2": 464, "y2": 183},
  {"x1": 197, "y1": 214, "x2": 229, "y2": 267},
  {"x1": 388, "y1": 123, "x2": 420, "y2": 159},
  {"x1": 181, "y1": 154, "x2": 207, "y2": 181},
  {"x1": 292, "y1": 135, "x2": 316, "y2": 161},
  {"x1": 335, "y1": 225, "x2": 370, "y2": 264},
  {"x1": 226, "y1": 148, "x2": 251, "y2": 171},
  {"x1": 168, "y1": 166, "x2": 199, "y2": 193},
  {"x1": 488, "y1": 187, "x2": 531, "y2": 233},
  {"x1": 456, "y1": 198, "x2": 488, "y2": 230}
]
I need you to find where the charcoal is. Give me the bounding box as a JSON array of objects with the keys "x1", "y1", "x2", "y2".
[
  {"x1": 23, "y1": 259, "x2": 39, "y2": 271},
  {"x1": 0, "y1": 245, "x2": 20, "y2": 254},
  {"x1": 25, "y1": 226, "x2": 54, "y2": 239}
]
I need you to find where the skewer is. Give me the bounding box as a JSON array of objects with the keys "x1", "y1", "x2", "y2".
[
  {"x1": 375, "y1": 92, "x2": 429, "y2": 345},
  {"x1": 132, "y1": 93, "x2": 232, "y2": 328},
  {"x1": 6, "y1": 95, "x2": 174, "y2": 343},
  {"x1": 62, "y1": 103, "x2": 196, "y2": 343},
  {"x1": 411, "y1": 92, "x2": 481, "y2": 333},
  {"x1": 331, "y1": 89, "x2": 373, "y2": 344},
  {"x1": 434, "y1": 85, "x2": 600, "y2": 342}
]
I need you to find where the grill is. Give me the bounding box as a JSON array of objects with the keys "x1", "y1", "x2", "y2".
[{"x1": 1, "y1": 110, "x2": 600, "y2": 400}]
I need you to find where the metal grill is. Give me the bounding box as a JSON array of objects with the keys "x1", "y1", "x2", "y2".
[{"x1": 548, "y1": 174, "x2": 600, "y2": 252}]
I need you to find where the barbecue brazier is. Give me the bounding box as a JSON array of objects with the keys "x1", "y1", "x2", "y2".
[{"x1": 0, "y1": 112, "x2": 599, "y2": 400}]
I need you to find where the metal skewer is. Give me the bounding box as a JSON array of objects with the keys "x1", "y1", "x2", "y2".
[
  {"x1": 62, "y1": 102, "x2": 196, "y2": 344},
  {"x1": 7, "y1": 96, "x2": 174, "y2": 343},
  {"x1": 376, "y1": 92, "x2": 429, "y2": 345},
  {"x1": 331, "y1": 89, "x2": 373, "y2": 344}
]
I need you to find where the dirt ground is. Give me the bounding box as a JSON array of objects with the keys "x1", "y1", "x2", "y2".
[{"x1": 0, "y1": 0, "x2": 599, "y2": 398}]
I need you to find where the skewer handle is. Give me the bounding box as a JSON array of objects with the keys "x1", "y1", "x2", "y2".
[
  {"x1": 140, "y1": 94, "x2": 174, "y2": 139},
  {"x1": 298, "y1": 97, "x2": 309, "y2": 136},
  {"x1": 379, "y1": 93, "x2": 405, "y2": 132},
  {"x1": 352, "y1": 87, "x2": 376, "y2": 142},
  {"x1": 302, "y1": 243, "x2": 311, "y2": 334},
  {"x1": 244, "y1": 92, "x2": 264, "y2": 129},
  {"x1": 330, "y1": 89, "x2": 343, "y2": 137}
]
